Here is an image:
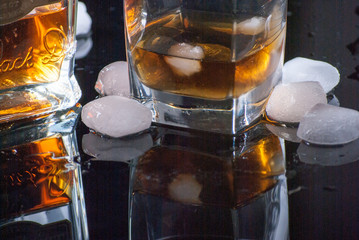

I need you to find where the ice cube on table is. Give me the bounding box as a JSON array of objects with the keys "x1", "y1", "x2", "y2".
[
  {"x1": 235, "y1": 16, "x2": 266, "y2": 35},
  {"x1": 266, "y1": 81, "x2": 327, "y2": 123},
  {"x1": 95, "y1": 61, "x2": 130, "y2": 97},
  {"x1": 297, "y1": 103, "x2": 359, "y2": 145},
  {"x1": 81, "y1": 96, "x2": 152, "y2": 138},
  {"x1": 76, "y1": 1, "x2": 92, "y2": 36},
  {"x1": 283, "y1": 57, "x2": 340, "y2": 93},
  {"x1": 164, "y1": 43, "x2": 204, "y2": 77},
  {"x1": 82, "y1": 132, "x2": 153, "y2": 162}
]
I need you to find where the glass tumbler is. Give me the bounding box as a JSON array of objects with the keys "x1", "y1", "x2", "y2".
[
  {"x1": 125, "y1": 0, "x2": 287, "y2": 134},
  {"x1": 0, "y1": 0, "x2": 80, "y2": 123}
]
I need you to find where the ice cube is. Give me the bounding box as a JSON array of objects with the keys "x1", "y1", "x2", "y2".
[
  {"x1": 82, "y1": 132, "x2": 153, "y2": 162},
  {"x1": 76, "y1": 2, "x2": 92, "y2": 36},
  {"x1": 297, "y1": 103, "x2": 359, "y2": 145},
  {"x1": 81, "y1": 96, "x2": 152, "y2": 138},
  {"x1": 168, "y1": 174, "x2": 202, "y2": 204},
  {"x1": 75, "y1": 37, "x2": 93, "y2": 59},
  {"x1": 164, "y1": 43, "x2": 204, "y2": 77},
  {"x1": 95, "y1": 61, "x2": 130, "y2": 97},
  {"x1": 297, "y1": 138, "x2": 359, "y2": 166},
  {"x1": 283, "y1": 57, "x2": 340, "y2": 93},
  {"x1": 235, "y1": 16, "x2": 266, "y2": 35},
  {"x1": 266, "y1": 81, "x2": 327, "y2": 123}
]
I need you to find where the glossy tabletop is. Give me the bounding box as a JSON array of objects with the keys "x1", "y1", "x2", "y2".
[{"x1": 1, "y1": 0, "x2": 359, "y2": 239}]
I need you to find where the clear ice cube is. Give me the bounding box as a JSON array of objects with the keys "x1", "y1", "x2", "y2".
[
  {"x1": 283, "y1": 57, "x2": 340, "y2": 93},
  {"x1": 297, "y1": 103, "x2": 359, "y2": 145},
  {"x1": 164, "y1": 43, "x2": 204, "y2": 77},
  {"x1": 81, "y1": 96, "x2": 152, "y2": 138},
  {"x1": 235, "y1": 16, "x2": 266, "y2": 35},
  {"x1": 266, "y1": 81, "x2": 327, "y2": 123},
  {"x1": 76, "y1": 1, "x2": 92, "y2": 36},
  {"x1": 95, "y1": 61, "x2": 130, "y2": 97}
]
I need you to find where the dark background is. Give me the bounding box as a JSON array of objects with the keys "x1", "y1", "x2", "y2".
[{"x1": 75, "y1": 0, "x2": 359, "y2": 239}]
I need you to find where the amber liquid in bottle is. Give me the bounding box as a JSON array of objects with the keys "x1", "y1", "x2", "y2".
[
  {"x1": 0, "y1": 4, "x2": 70, "y2": 89},
  {"x1": 0, "y1": 3, "x2": 78, "y2": 121}
]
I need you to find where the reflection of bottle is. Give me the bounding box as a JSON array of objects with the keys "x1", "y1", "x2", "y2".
[
  {"x1": 0, "y1": 106, "x2": 88, "y2": 240},
  {"x1": 1, "y1": 134, "x2": 74, "y2": 218},
  {"x1": 0, "y1": 1, "x2": 80, "y2": 123},
  {"x1": 129, "y1": 124, "x2": 288, "y2": 240}
]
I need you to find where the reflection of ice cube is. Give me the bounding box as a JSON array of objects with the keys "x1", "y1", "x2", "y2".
[
  {"x1": 82, "y1": 132, "x2": 153, "y2": 162},
  {"x1": 168, "y1": 174, "x2": 202, "y2": 204},
  {"x1": 95, "y1": 61, "x2": 130, "y2": 97},
  {"x1": 297, "y1": 139, "x2": 359, "y2": 166},
  {"x1": 266, "y1": 82, "x2": 327, "y2": 123},
  {"x1": 283, "y1": 57, "x2": 340, "y2": 93},
  {"x1": 297, "y1": 103, "x2": 359, "y2": 145},
  {"x1": 164, "y1": 43, "x2": 204, "y2": 77},
  {"x1": 235, "y1": 17, "x2": 266, "y2": 35},
  {"x1": 81, "y1": 96, "x2": 152, "y2": 138}
]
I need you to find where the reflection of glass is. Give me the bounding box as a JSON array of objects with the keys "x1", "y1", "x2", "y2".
[
  {"x1": 0, "y1": 106, "x2": 88, "y2": 240},
  {"x1": 0, "y1": 1, "x2": 81, "y2": 123},
  {"x1": 125, "y1": 0, "x2": 287, "y2": 134},
  {"x1": 129, "y1": 124, "x2": 288, "y2": 239}
]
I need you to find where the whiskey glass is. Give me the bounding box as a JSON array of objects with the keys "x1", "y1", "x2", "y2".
[
  {"x1": 125, "y1": 0, "x2": 287, "y2": 134},
  {"x1": 0, "y1": 0, "x2": 80, "y2": 123}
]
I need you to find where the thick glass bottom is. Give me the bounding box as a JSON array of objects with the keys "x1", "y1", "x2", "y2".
[
  {"x1": 0, "y1": 57, "x2": 81, "y2": 123},
  {"x1": 131, "y1": 68, "x2": 282, "y2": 134}
]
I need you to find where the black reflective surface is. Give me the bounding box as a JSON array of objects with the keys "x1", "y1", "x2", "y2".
[{"x1": 1, "y1": 0, "x2": 359, "y2": 239}]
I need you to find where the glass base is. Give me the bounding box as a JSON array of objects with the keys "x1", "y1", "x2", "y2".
[
  {"x1": 0, "y1": 57, "x2": 81, "y2": 123},
  {"x1": 131, "y1": 69, "x2": 282, "y2": 135}
]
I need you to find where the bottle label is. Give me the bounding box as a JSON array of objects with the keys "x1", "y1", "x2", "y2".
[{"x1": 0, "y1": 0, "x2": 61, "y2": 25}]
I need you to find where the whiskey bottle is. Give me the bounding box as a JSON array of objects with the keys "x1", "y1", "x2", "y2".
[{"x1": 0, "y1": 0, "x2": 81, "y2": 123}]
